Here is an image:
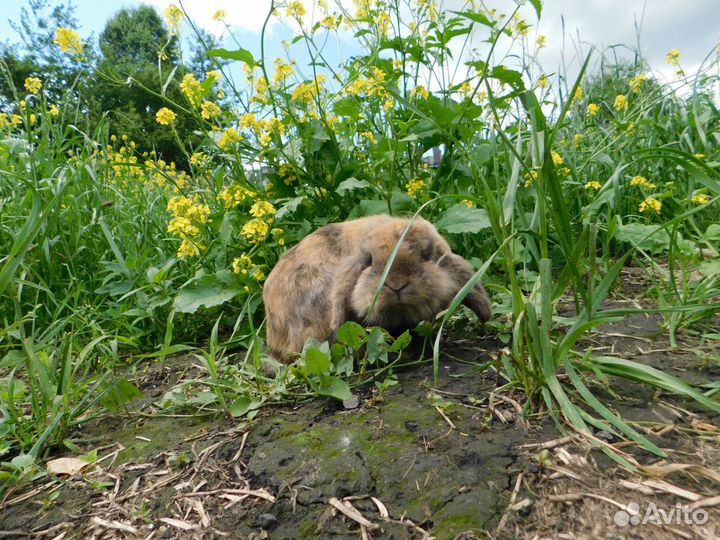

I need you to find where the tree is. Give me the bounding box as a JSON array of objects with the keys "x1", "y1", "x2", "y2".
[{"x1": 94, "y1": 6, "x2": 197, "y2": 166}]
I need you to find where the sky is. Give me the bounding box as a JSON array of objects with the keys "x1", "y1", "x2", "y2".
[{"x1": 1, "y1": 0, "x2": 718, "y2": 88}]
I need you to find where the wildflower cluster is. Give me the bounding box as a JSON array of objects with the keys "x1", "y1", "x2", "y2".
[{"x1": 167, "y1": 196, "x2": 211, "y2": 259}]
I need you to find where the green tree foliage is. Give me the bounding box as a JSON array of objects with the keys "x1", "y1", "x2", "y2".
[{"x1": 94, "y1": 6, "x2": 197, "y2": 165}]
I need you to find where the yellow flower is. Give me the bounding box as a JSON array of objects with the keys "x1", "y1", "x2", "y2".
[
  {"x1": 584, "y1": 181, "x2": 602, "y2": 191},
  {"x1": 180, "y1": 73, "x2": 203, "y2": 107},
  {"x1": 626, "y1": 122, "x2": 636, "y2": 135},
  {"x1": 164, "y1": 5, "x2": 184, "y2": 33},
  {"x1": 406, "y1": 178, "x2": 428, "y2": 199},
  {"x1": 250, "y1": 200, "x2": 277, "y2": 219},
  {"x1": 168, "y1": 216, "x2": 200, "y2": 238},
  {"x1": 218, "y1": 128, "x2": 243, "y2": 150},
  {"x1": 551, "y1": 151, "x2": 564, "y2": 166},
  {"x1": 177, "y1": 238, "x2": 200, "y2": 259},
  {"x1": 639, "y1": 197, "x2": 661, "y2": 214},
  {"x1": 587, "y1": 103, "x2": 600, "y2": 117},
  {"x1": 232, "y1": 255, "x2": 253, "y2": 275},
  {"x1": 155, "y1": 107, "x2": 177, "y2": 125},
  {"x1": 666, "y1": 49, "x2": 680, "y2": 66},
  {"x1": 614, "y1": 94, "x2": 628, "y2": 112},
  {"x1": 692, "y1": 193, "x2": 710, "y2": 205},
  {"x1": 321, "y1": 15, "x2": 340, "y2": 30},
  {"x1": 573, "y1": 134, "x2": 583, "y2": 148},
  {"x1": 212, "y1": 9, "x2": 226, "y2": 22},
  {"x1": 286, "y1": 1, "x2": 306, "y2": 18},
  {"x1": 536, "y1": 35, "x2": 547, "y2": 49},
  {"x1": 572, "y1": 85, "x2": 583, "y2": 102},
  {"x1": 10, "y1": 114, "x2": 22, "y2": 126},
  {"x1": 48, "y1": 105, "x2": 60, "y2": 117},
  {"x1": 54, "y1": 28, "x2": 83, "y2": 55},
  {"x1": 524, "y1": 170, "x2": 538, "y2": 188},
  {"x1": 218, "y1": 184, "x2": 255, "y2": 208},
  {"x1": 461, "y1": 199, "x2": 475, "y2": 208},
  {"x1": 241, "y1": 218, "x2": 270, "y2": 243},
  {"x1": 411, "y1": 85, "x2": 430, "y2": 99},
  {"x1": 629, "y1": 176, "x2": 656, "y2": 190},
  {"x1": 375, "y1": 12, "x2": 391, "y2": 35},
  {"x1": 360, "y1": 131, "x2": 378, "y2": 144},
  {"x1": 273, "y1": 60, "x2": 296, "y2": 87},
  {"x1": 629, "y1": 74, "x2": 647, "y2": 93},
  {"x1": 693, "y1": 153, "x2": 706, "y2": 159},
  {"x1": 0, "y1": 113, "x2": 8, "y2": 128},
  {"x1": 200, "y1": 101, "x2": 221, "y2": 120},
  {"x1": 24, "y1": 77, "x2": 42, "y2": 94},
  {"x1": 190, "y1": 152, "x2": 208, "y2": 167},
  {"x1": 538, "y1": 75, "x2": 549, "y2": 89}
]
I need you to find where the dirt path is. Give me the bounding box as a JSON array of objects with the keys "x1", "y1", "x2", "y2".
[{"x1": 1, "y1": 313, "x2": 719, "y2": 539}]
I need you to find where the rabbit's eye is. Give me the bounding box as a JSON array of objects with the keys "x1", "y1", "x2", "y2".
[
  {"x1": 363, "y1": 252, "x2": 373, "y2": 267},
  {"x1": 420, "y1": 244, "x2": 435, "y2": 261}
]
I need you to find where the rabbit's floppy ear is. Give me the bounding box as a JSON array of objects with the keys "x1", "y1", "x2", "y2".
[
  {"x1": 329, "y1": 252, "x2": 365, "y2": 329},
  {"x1": 439, "y1": 253, "x2": 492, "y2": 321}
]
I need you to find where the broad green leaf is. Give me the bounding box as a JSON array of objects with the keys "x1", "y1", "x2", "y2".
[
  {"x1": 174, "y1": 272, "x2": 242, "y2": 313},
  {"x1": 336, "y1": 177, "x2": 370, "y2": 195},
  {"x1": 615, "y1": 223, "x2": 670, "y2": 253},
  {"x1": 102, "y1": 379, "x2": 142, "y2": 412},
  {"x1": 316, "y1": 375, "x2": 354, "y2": 401},
  {"x1": 435, "y1": 203, "x2": 491, "y2": 233},
  {"x1": 305, "y1": 348, "x2": 331, "y2": 375},
  {"x1": 336, "y1": 322, "x2": 367, "y2": 350}
]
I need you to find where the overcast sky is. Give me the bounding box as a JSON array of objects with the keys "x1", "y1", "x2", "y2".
[{"x1": 1, "y1": 0, "x2": 718, "y2": 85}]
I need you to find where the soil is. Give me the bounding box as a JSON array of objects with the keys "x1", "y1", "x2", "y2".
[{"x1": 1, "y1": 298, "x2": 718, "y2": 539}]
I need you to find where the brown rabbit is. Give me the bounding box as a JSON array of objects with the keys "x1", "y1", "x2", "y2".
[{"x1": 263, "y1": 215, "x2": 491, "y2": 362}]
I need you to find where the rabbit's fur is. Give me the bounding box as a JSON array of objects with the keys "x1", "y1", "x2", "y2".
[{"x1": 263, "y1": 215, "x2": 491, "y2": 362}]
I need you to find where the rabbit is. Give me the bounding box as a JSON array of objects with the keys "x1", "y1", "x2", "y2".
[{"x1": 262, "y1": 215, "x2": 492, "y2": 363}]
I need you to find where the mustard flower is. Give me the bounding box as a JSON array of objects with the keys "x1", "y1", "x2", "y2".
[
  {"x1": 24, "y1": 77, "x2": 42, "y2": 94},
  {"x1": 584, "y1": 181, "x2": 602, "y2": 191},
  {"x1": 54, "y1": 28, "x2": 83, "y2": 55},
  {"x1": 614, "y1": 94, "x2": 628, "y2": 112},
  {"x1": 250, "y1": 200, "x2": 277, "y2": 219},
  {"x1": 200, "y1": 101, "x2": 221, "y2": 120},
  {"x1": 692, "y1": 194, "x2": 710, "y2": 206},
  {"x1": 639, "y1": 197, "x2": 661, "y2": 214},
  {"x1": 241, "y1": 218, "x2": 270, "y2": 244},
  {"x1": 630, "y1": 176, "x2": 656, "y2": 190},
  {"x1": 164, "y1": 5, "x2": 184, "y2": 33},
  {"x1": 666, "y1": 49, "x2": 680, "y2": 66},
  {"x1": 156, "y1": 107, "x2": 177, "y2": 125},
  {"x1": 406, "y1": 178, "x2": 428, "y2": 199}
]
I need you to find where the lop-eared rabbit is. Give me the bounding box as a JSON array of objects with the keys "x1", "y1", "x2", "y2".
[{"x1": 263, "y1": 215, "x2": 491, "y2": 362}]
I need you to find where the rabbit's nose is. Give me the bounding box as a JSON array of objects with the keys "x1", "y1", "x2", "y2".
[{"x1": 384, "y1": 281, "x2": 408, "y2": 293}]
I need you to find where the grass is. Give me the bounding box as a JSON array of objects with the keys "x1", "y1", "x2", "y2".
[{"x1": 1, "y1": 0, "x2": 719, "y2": 491}]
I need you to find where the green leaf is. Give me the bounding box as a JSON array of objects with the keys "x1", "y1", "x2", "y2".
[
  {"x1": 528, "y1": 0, "x2": 542, "y2": 19},
  {"x1": 491, "y1": 66, "x2": 525, "y2": 90},
  {"x1": 453, "y1": 10, "x2": 494, "y2": 27},
  {"x1": 207, "y1": 47, "x2": 255, "y2": 67},
  {"x1": 102, "y1": 379, "x2": 142, "y2": 412},
  {"x1": 276, "y1": 196, "x2": 304, "y2": 219},
  {"x1": 336, "y1": 177, "x2": 370, "y2": 195},
  {"x1": 316, "y1": 375, "x2": 354, "y2": 401},
  {"x1": 389, "y1": 331, "x2": 412, "y2": 352},
  {"x1": 615, "y1": 223, "x2": 670, "y2": 253},
  {"x1": 434, "y1": 203, "x2": 490, "y2": 233},
  {"x1": 229, "y1": 396, "x2": 263, "y2": 417},
  {"x1": 336, "y1": 322, "x2": 367, "y2": 350},
  {"x1": 174, "y1": 272, "x2": 242, "y2": 313},
  {"x1": 305, "y1": 348, "x2": 331, "y2": 375}
]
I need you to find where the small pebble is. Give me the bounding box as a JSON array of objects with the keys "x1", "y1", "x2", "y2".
[{"x1": 257, "y1": 513, "x2": 277, "y2": 529}]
